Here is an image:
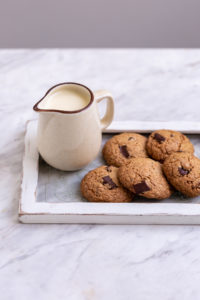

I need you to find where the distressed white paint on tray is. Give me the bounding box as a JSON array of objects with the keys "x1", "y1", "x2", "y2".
[
  {"x1": 106, "y1": 120, "x2": 200, "y2": 133},
  {"x1": 19, "y1": 120, "x2": 200, "y2": 224},
  {"x1": 3, "y1": 49, "x2": 200, "y2": 300}
]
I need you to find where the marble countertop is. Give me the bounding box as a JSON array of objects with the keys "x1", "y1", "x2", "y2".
[{"x1": 1, "y1": 49, "x2": 200, "y2": 300}]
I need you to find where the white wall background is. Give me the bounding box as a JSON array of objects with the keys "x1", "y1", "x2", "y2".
[{"x1": 0, "y1": 0, "x2": 200, "y2": 47}]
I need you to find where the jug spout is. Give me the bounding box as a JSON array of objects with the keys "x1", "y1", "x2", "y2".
[{"x1": 33, "y1": 83, "x2": 61, "y2": 113}]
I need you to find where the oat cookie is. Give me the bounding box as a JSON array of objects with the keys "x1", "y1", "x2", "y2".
[
  {"x1": 163, "y1": 152, "x2": 200, "y2": 197},
  {"x1": 146, "y1": 130, "x2": 194, "y2": 162},
  {"x1": 81, "y1": 165, "x2": 133, "y2": 202},
  {"x1": 102, "y1": 133, "x2": 148, "y2": 167},
  {"x1": 118, "y1": 158, "x2": 172, "y2": 200}
]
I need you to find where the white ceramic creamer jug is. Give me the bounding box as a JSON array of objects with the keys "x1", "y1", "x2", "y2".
[{"x1": 33, "y1": 82, "x2": 114, "y2": 171}]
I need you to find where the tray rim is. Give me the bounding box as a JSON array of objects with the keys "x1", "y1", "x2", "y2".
[{"x1": 19, "y1": 119, "x2": 200, "y2": 224}]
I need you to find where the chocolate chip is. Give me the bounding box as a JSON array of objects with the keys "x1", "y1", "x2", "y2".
[
  {"x1": 128, "y1": 137, "x2": 134, "y2": 141},
  {"x1": 154, "y1": 133, "x2": 166, "y2": 143},
  {"x1": 102, "y1": 176, "x2": 118, "y2": 189},
  {"x1": 178, "y1": 167, "x2": 189, "y2": 176},
  {"x1": 133, "y1": 181, "x2": 151, "y2": 194},
  {"x1": 119, "y1": 145, "x2": 129, "y2": 158},
  {"x1": 170, "y1": 134, "x2": 174, "y2": 137},
  {"x1": 105, "y1": 166, "x2": 112, "y2": 172}
]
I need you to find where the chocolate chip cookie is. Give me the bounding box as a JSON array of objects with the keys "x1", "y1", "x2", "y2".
[
  {"x1": 146, "y1": 130, "x2": 194, "y2": 162},
  {"x1": 81, "y1": 165, "x2": 133, "y2": 202},
  {"x1": 118, "y1": 158, "x2": 172, "y2": 199},
  {"x1": 147, "y1": 130, "x2": 194, "y2": 163},
  {"x1": 102, "y1": 133, "x2": 148, "y2": 167},
  {"x1": 163, "y1": 152, "x2": 200, "y2": 197}
]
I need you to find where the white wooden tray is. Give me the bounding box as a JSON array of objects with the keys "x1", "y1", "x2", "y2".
[{"x1": 19, "y1": 120, "x2": 200, "y2": 224}]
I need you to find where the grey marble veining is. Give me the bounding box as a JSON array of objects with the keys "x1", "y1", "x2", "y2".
[{"x1": 1, "y1": 49, "x2": 200, "y2": 300}]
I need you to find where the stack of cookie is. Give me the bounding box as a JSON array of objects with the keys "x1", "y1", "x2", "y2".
[{"x1": 81, "y1": 130, "x2": 200, "y2": 202}]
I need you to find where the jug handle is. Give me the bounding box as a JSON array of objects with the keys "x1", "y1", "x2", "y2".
[{"x1": 94, "y1": 90, "x2": 114, "y2": 131}]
